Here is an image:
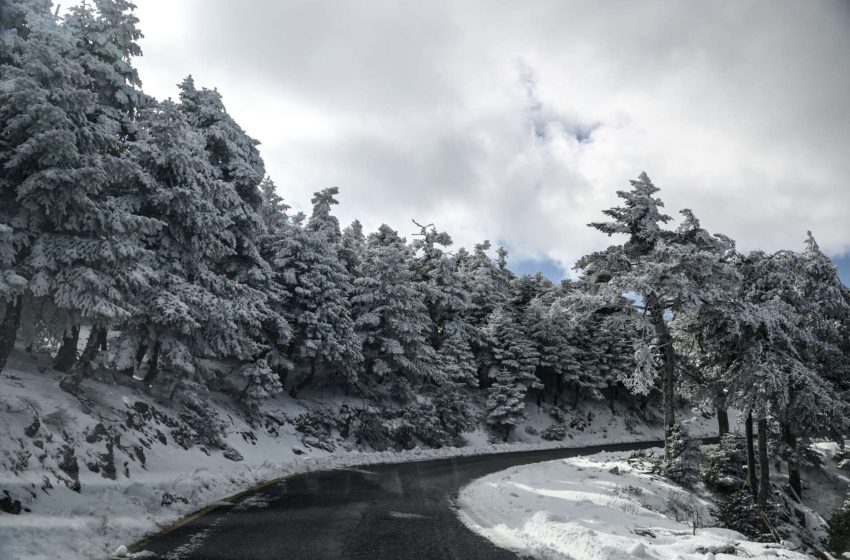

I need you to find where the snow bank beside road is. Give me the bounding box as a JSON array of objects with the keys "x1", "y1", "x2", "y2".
[{"x1": 457, "y1": 450, "x2": 810, "y2": 560}]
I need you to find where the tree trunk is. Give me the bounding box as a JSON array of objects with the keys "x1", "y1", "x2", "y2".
[
  {"x1": 717, "y1": 406, "x2": 730, "y2": 437},
  {"x1": 77, "y1": 325, "x2": 106, "y2": 369},
  {"x1": 745, "y1": 412, "x2": 759, "y2": 501},
  {"x1": 59, "y1": 325, "x2": 106, "y2": 394},
  {"x1": 142, "y1": 339, "x2": 161, "y2": 384},
  {"x1": 649, "y1": 296, "x2": 676, "y2": 462},
  {"x1": 554, "y1": 374, "x2": 562, "y2": 406},
  {"x1": 0, "y1": 297, "x2": 23, "y2": 373},
  {"x1": 757, "y1": 418, "x2": 770, "y2": 508},
  {"x1": 54, "y1": 325, "x2": 81, "y2": 372},
  {"x1": 134, "y1": 340, "x2": 149, "y2": 368},
  {"x1": 782, "y1": 421, "x2": 802, "y2": 500},
  {"x1": 290, "y1": 356, "x2": 317, "y2": 398},
  {"x1": 131, "y1": 338, "x2": 150, "y2": 378}
]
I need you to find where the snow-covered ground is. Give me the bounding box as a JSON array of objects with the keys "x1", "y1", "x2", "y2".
[
  {"x1": 457, "y1": 450, "x2": 812, "y2": 560},
  {"x1": 0, "y1": 350, "x2": 722, "y2": 560}
]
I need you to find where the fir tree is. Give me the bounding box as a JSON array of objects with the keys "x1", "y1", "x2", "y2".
[
  {"x1": 265, "y1": 188, "x2": 362, "y2": 394},
  {"x1": 339, "y1": 220, "x2": 366, "y2": 277},
  {"x1": 120, "y1": 100, "x2": 268, "y2": 401},
  {"x1": 410, "y1": 221, "x2": 477, "y2": 385},
  {"x1": 0, "y1": 1, "x2": 159, "y2": 382},
  {"x1": 351, "y1": 224, "x2": 439, "y2": 386},
  {"x1": 578, "y1": 174, "x2": 738, "y2": 463},
  {"x1": 483, "y1": 305, "x2": 540, "y2": 439}
]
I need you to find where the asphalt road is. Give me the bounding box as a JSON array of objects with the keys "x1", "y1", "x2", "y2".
[{"x1": 137, "y1": 438, "x2": 707, "y2": 560}]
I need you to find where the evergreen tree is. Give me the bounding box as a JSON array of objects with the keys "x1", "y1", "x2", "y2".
[
  {"x1": 178, "y1": 76, "x2": 265, "y2": 207},
  {"x1": 257, "y1": 176, "x2": 288, "y2": 231},
  {"x1": 483, "y1": 305, "x2": 540, "y2": 439},
  {"x1": 351, "y1": 224, "x2": 439, "y2": 386},
  {"x1": 119, "y1": 100, "x2": 268, "y2": 401},
  {"x1": 265, "y1": 188, "x2": 362, "y2": 394},
  {"x1": 485, "y1": 367, "x2": 528, "y2": 442},
  {"x1": 578, "y1": 174, "x2": 737, "y2": 462},
  {"x1": 410, "y1": 222, "x2": 477, "y2": 385},
  {"x1": 339, "y1": 220, "x2": 366, "y2": 277},
  {"x1": 0, "y1": 1, "x2": 159, "y2": 383},
  {"x1": 462, "y1": 240, "x2": 511, "y2": 327}
]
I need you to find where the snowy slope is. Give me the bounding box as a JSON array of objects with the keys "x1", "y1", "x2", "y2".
[
  {"x1": 0, "y1": 350, "x2": 722, "y2": 560},
  {"x1": 457, "y1": 450, "x2": 812, "y2": 560}
]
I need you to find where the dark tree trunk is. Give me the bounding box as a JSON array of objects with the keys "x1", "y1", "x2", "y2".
[
  {"x1": 239, "y1": 378, "x2": 253, "y2": 400},
  {"x1": 142, "y1": 339, "x2": 161, "y2": 384},
  {"x1": 290, "y1": 356, "x2": 317, "y2": 398},
  {"x1": 134, "y1": 340, "x2": 149, "y2": 368},
  {"x1": 649, "y1": 296, "x2": 676, "y2": 462},
  {"x1": 54, "y1": 325, "x2": 81, "y2": 372},
  {"x1": 757, "y1": 418, "x2": 770, "y2": 508},
  {"x1": 573, "y1": 383, "x2": 580, "y2": 409},
  {"x1": 77, "y1": 326, "x2": 106, "y2": 369},
  {"x1": 59, "y1": 325, "x2": 107, "y2": 394},
  {"x1": 554, "y1": 374, "x2": 562, "y2": 407},
  {"x1": 781, "y1": 421, "x2": 802, "y2": 500},
  {"x1": 745, "y1": 412, "x2": 759, "y2": 501},
  {"x1": 717, "y1": 406, "x2": 730, "y2": 437},
  {"x1": 0, "y1": 297, "x2": 23, "y2": 373},
  {"x1": 100, "y1": 332, "x2": 107, "y2": 352}
]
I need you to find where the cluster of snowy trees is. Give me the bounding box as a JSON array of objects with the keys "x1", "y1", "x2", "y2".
[
  {"x1": 2, "y1": 0, "x2": 849, "y2": 470},
  {"x1": 0, "y1": 0, "x2": 640, "y2": 439},
  {"x1": 580, "y1": 173, "x2": 850, "y2": 502}
]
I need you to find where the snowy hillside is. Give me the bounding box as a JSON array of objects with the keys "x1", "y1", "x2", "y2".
[
  {"x1": 458, "y1": 450, "x2": 823, "y2": 560},
  {"x1": 0, "y1": 350, "x2": 719, "y2": 560}
]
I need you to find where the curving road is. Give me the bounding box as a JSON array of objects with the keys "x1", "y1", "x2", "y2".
[{"x1": 135, "y1": 439, "x2": 713, "y2": 559}]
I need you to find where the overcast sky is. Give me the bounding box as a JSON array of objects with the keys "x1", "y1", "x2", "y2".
[{"x1": 130, "y1": 0, "x2": 850, "y2": 279}]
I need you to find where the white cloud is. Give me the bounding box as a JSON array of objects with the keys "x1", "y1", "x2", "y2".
[{"x1": 131, "y1": 0, "x2": 850, "y2": 271}]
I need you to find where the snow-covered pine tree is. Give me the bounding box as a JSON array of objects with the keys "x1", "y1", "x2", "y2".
[
  {"x1": 121, "y1": 100, "x2": 268, "y2": 403},
  {"x1": 351, "y1": 224, "x2": 439, "y2": 387},
  {"x1": 462, "y1": 240, "x2": 512, "y2": 327},
  {"x1": 798, "y1": 232, "x2": 850, "y2": 392},
  {"x1": 62, "y1": 0, "x2": 150, "y2": 139},
  {"x1": 0, "y1": 1, "x2": 160, "y2": 383},
  {"x1": 773, "y1": 236, "x2": 850, "y2": 500},
  {"x1": 559, "y1": 285, "x2": 637, "y2": 408},
  {"x1": 339, "y1": 220, "x2": 366, "y2": 277},
  {"x1": 177, "y1": 76, "x2": 273, "y2": 304},
  {"x1": 483, "y1": 304, "x2": 540, "y2": 439},
  {"x1": 408, "y1": 222, "x2": 479, "y2": 439},
  {"x1": 458, "y1": 241, "x2": 514, "y2": 386},
  {"x1": 257, "y1": 176, "x2": 288, "y2": 231},
  {"x1": 410, "y1": 222, "x2": 477, "y2": 385},
  {"x1": 578, "y1": 174, "x2": 737, "y2": 463},
  {"x1": 265, "y1": 188, "x2": 362, "y2": 394},
  {"x1": 237, "y1": 358, "x2": 283, "y2": 408},
  {"x1": 485, "y1": 367, "x2": 528, "y2": 442},
  {"x1": 0, "y1": 0, "x2": 48, "y2": 372},
  {"x1": 55, "y1": 0, "x2": 160, "y2": 383},
  {"x1": 715, "y1": 248, "x2": 848, "y2": 504},
  {"x1": 671, "y1": 212, "x2": 742, "y2": 436},
  {"x1": 178, "y1": 76, "x2": 265, "y2": 207}
]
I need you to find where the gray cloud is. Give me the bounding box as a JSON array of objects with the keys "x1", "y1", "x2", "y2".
[{"x1": 132, "y1": 0, "x2": 850, "y2": 272}]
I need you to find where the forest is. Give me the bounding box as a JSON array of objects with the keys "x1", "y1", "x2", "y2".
[{"x1": 3, "y1": 1, "x2": 850, "y2": 556}]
